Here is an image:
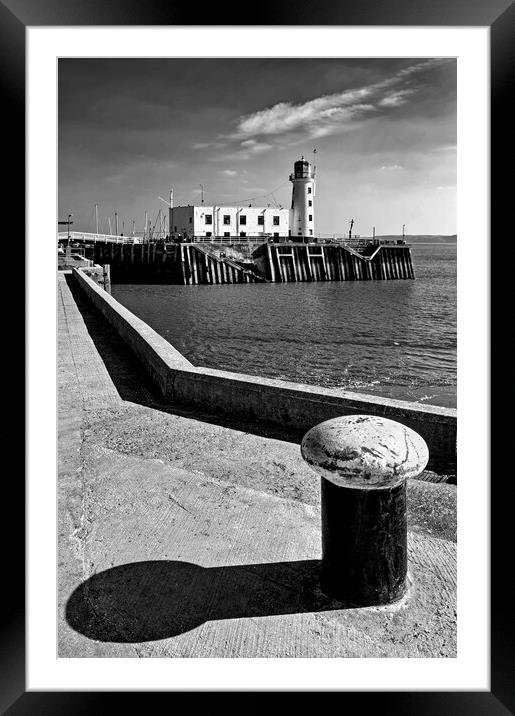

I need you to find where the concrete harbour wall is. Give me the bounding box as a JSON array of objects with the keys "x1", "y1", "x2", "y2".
[
  {"x1": 71, "y1": 268, "x2": 193, "y2": 396},
  {"x1": 72, "y1": 268, "x2": 457, "y2": 473}
]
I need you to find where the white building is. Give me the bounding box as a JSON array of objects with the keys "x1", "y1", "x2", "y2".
[{"x1": 169, "y1": 158, "x2": 316, "y2": 240}]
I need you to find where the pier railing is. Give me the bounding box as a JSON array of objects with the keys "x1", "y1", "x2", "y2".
[
  {"x1": 178, "y1": 236, "x2": 406, "y2": 247},
  {"x1": 59, "y1": 231, "x2": 407, "y2": 249},
  {"x1": 57, "y1": 231, "x2": 141, "y2": 245}
]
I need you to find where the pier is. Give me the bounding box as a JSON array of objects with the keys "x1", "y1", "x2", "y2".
[
  {"x1": 58, "y1": 268, "x2": 457, "y2": 658},
  {"x1": 60, "y1": 234, "x2": 415, "y2": 285}
]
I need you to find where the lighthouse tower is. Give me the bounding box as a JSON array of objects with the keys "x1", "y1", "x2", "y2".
[{"x1": 289, "y1": 157, "x2": 316, "y2": 239}]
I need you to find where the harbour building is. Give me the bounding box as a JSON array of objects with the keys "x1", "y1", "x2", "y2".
[{"x1": 169, "y1": 158, "x2": 316, "y2": 240}]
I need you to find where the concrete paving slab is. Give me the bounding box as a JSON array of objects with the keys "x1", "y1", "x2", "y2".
[{"x1": 57, "y1": 273, "x2": 457, "y2": 659}]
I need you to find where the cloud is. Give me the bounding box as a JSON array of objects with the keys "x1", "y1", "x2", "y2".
[
  {"x1": 191, "y1": 141, "x2": 227, "y2": 150},
  {"x1": 240, "y1": 139, "x2": 273, "y2": 152},
  {"x1": 433, "y1": 144, "x2": 457, "y2": 153},
  {"x1": 223, "y1": 59, "x2": 449, "y2": 146},
  {"x1": 229, "y1": 94, "x2": 375, "y2": 141},
  {"x1": 381, "y1": 164, "x2": 404, "y2": 170},
  {"x1": 220, "y1": 169, "x2": 238, "y2": 176},
  {"x1": 378, "y1": 90, "x2": 413, "y2": 107},
  {"x1": 210, "y1": 139, "x2": 274, "y2": 162}
]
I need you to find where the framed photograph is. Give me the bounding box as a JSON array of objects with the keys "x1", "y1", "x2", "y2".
[{"x1": 9, "y1": 0, "x2": 509, "y2": 710}]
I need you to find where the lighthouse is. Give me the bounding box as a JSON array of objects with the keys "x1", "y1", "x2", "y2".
[{"x1": 290, "y1": 157, "x2": 316, "y2": 239}]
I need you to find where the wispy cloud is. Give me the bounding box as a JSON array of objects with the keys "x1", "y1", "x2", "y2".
[
  {"x1": 210, "y1": 139, "x2": 274, "y2": 162},
  {"x1": 381, "y1": 164, "x2": 404, "y2": 170},
  {"x1": 378, "y1": 90, "x2": 414, "y2": 107},
  {"x1": 220, "y1": 169, "x2": 238, "y2": 176},
  {"x1": 433, "y1": 144, "x2": 457, "y2": 153},
  {"x1": 192, "y1": 141, "x2": 227, "y2": 150},
  {"x1": 215, "y1": 59, "x2": 448, "y2": 157},
  {"x1": 228, "y1": 95, "x2": 376, "y2": 142}
]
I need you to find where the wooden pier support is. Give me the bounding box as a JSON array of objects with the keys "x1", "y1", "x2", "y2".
[{"x1": 92, "y1": 240, "x2": 415, "y2": 286}]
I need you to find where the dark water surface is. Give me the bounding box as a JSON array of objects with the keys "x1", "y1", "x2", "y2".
[{"x1": 112, "y1": 244, "x2": 456, "y2": 408}]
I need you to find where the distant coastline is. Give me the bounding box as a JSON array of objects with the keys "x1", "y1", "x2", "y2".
[{"x1": 368, "y1": 234, "x2": 457, "y2": 244}]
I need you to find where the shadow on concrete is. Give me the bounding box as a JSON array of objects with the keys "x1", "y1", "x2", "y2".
[
  {"x1": 65, "y1": 558, "x2": 351, "y2": 642},
  {"x1": 64, "y1": 274, "x2": 305, "y2": 444}
]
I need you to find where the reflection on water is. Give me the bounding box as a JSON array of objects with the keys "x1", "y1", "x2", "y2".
[{"x1": 112, "y1": 244, "x2": 456, "y2": 408}]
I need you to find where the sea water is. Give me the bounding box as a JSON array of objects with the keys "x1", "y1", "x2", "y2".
[{"x1": 112, "y1": 243, "x2": 456, "y2": 409}]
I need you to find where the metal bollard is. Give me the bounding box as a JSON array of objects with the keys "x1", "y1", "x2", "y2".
[{"x1": 301, "y1": 415, "x2": 429, "y2": 607}]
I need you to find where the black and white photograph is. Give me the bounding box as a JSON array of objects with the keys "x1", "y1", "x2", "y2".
[
  {"x1": 56, "y1": 55, "x2": 458, "y2": 659},
  {"x1": 0, "y1": 0, "x2": 504, "y2": 704}
]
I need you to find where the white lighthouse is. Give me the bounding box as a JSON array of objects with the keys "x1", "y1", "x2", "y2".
[{"x1": 289, "y1": 157, "x2": 316, "y2": 239}]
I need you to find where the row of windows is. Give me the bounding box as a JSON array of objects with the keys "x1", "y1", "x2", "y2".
[
  {"x1": 204, "y1": 214, "x2": 281, "y2": 226},
  {"x1": 175, "y1": 229, "x2": 284, "y2": 237},
  {"x1": 176, "y1": 215, "x2": 310, "y2": 233},
  {"x1": 204, "y1": 232, "x2": 281, "y2": 238}
]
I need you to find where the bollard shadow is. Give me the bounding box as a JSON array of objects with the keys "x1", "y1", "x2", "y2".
[
  {"x1": 64, "y1": 274, "x2": 305, "y2": 443},
  {"x1": 66, "y1": 558, "x2": 348, "y2": 643}
]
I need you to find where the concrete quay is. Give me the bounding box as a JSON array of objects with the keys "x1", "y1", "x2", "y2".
[{"x1": 58, "y1": 272, "x2": 457, "y2": 658}]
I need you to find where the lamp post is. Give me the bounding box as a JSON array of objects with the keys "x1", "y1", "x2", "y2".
[{"x1": 67, "y1": 213, "x2": 73, "y2": 245}]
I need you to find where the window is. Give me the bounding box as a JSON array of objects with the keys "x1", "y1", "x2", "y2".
[
  {"x1": 308, "y1": 187, "x2": 312, "y2": 194},
  {"x1": 309, "y1": 215, "x2": 313, "y2": 221},
  {"x1": 205, "y1": 215, "x2": 212, "y2": 224},
  {"x1": 273, "y1": 232, "x2": 279, "y2": 238},
  {"x1": 273, "y1": 216, "x2": 280, "y2": 225},
  {"x1": 308, "y1": 200, "x2": 312, "y2": 207},
  {"x1": 223, "y1": 215, "x2": 231, "y2": 225},
  {"x1": 206, "y1": 231, "x2": 212, "y2": 237},
  {"x1": 189, "y1": 217, "x2": 192, "y2": 223},
  {"x1": 258, "y1": 216, "x2": 264, "y2": 226},
  {"x1": 240, "y1": 215, "x2": 246, "y2": 225},
  {"x1": 309, "y1": 229, "x2": 313, "y2": 235},
  {"x1": 174, "y1": 226, "x2": 177, "y2": 232},
  {"x1": 240, "y1": 231, "x2": 246, "y2": 237},
  {"x1": 224, "y1": 232, "x2": 230, "y2": 237}
]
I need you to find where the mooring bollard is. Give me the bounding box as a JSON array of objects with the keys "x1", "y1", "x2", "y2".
[{"x1": 301, "y1": 415, "x2": 429, "y2": 607}]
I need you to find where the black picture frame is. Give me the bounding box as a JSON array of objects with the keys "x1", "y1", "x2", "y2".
[{"x1": 7, "y1": 0, "x2": 510, "y2": 712}]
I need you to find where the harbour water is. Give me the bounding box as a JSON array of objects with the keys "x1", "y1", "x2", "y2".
[{"x1": 112, "y1": 243, "x2": 456, "y2": 409}]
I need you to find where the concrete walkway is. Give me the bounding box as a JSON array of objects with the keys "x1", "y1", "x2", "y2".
[{"x1": 58, "y1": 273, "x2": 457, "y2": 658}]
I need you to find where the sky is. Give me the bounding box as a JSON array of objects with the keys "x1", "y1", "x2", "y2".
[{"x1": 58, "y1": 58, "x2": 456, "y2": 236}]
